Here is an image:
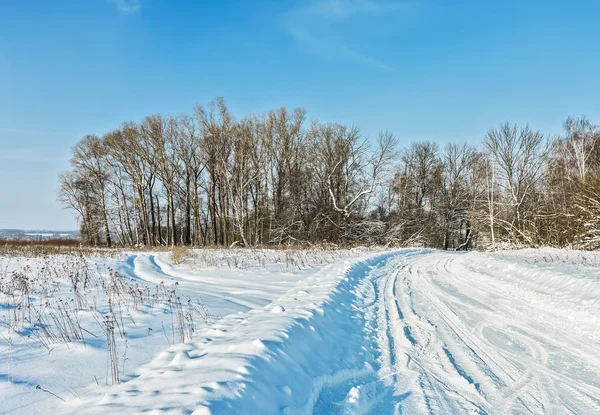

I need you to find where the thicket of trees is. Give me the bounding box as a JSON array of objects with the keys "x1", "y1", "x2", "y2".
[{"x1": 59, "y1": 98, "x2": 600, "y2": 250}]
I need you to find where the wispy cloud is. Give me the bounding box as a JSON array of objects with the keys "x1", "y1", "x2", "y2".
[
  {"x1": 110, "y1": 0, "x2": 142, "y2": 14},
  {"x1": 282, "y1": 0, "x2": 415, "y2": 72}
]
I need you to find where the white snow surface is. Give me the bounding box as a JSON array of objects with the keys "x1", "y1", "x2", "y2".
[{"x1": 2, "y1": 248, "x2": 600, "y2": 414}]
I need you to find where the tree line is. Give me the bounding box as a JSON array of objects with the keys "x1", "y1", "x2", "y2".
[{"x1": 59, "y1": 98, "x2": 600, "y2": 250}]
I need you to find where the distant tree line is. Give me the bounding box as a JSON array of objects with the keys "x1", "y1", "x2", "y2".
[{"x1": 59, "y1": 98, "x2": 600, "y2": 250}]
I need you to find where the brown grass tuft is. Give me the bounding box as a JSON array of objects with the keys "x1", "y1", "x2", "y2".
[{"x1": 170, "y1": 245, "x2": 193, "y2": 265}]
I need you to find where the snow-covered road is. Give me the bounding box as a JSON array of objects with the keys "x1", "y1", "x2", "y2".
[
  {"x1": 362, "y1": 250, "x2": 600, "y2": 414},
  {"x1": 70, "y1": 249, "x2": 600, "y2": 414}
]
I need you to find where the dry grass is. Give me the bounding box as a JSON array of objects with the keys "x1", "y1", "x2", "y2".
[
  {"x1": 0, "y1": 254, "x2": 211, "y2": 386},
  {"x1": 170, "y1": 245, "x2": 192, "y2": 265},
  {"x1": 0, "y1": 238, "x2": 81, "y2": 247},
  {"x1": 0, "y1": 238, "x2": 120, "y2": 258},
  {"x1": 0, "y1": 235, "x2": 378, "y2": 258}
]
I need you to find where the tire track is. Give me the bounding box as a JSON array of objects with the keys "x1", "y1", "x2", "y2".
[{"x1": 386, "y1": 251, "x2": 600, "y2": 414}]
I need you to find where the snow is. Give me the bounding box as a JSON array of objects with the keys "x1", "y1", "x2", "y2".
[
  {"x1": 0, "y1": 248, "x2": 379, "y2": 414},
  {"x1": 365, "y1": 249, "x2": 600, "y2": 413},
  {"x1": 2, "y1": 248, "x2": 600, "y2": 414}
]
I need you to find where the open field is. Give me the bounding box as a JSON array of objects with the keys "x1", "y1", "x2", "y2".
[{"x1": 1, "y1": 247, "x2": 599, "y2": 414}]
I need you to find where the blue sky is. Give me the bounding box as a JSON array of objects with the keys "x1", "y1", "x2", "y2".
[{"x1": 1, "y1": 0, "x2": 599, "y2": 230}]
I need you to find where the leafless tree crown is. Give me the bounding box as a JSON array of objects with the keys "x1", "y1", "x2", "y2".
[{"x1": 59, "y1": 101, "x2": 600, "y2": 250}]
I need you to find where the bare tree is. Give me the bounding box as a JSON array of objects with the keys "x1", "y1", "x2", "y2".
[
  {"x1": 70, "y1": 135, "x2": 113, "y2": 246},
  {"x1": 59, "y1": 98, "x2": 600, "y2": 251},
  {"x1": 484, "y1": 123, "x2": 550, "y2": 245},
  {"x1": 561, "y1": 116, "x2": 599, "y2": 181},
  {"x1": 439, "y1": 143, "x2": 477, "y2": 250},
  {"x1": 140, "y1": 114, "x2": 180, "y2": 246}
]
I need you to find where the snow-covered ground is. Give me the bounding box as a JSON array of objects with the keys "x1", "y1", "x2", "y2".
[
  {"x1": 367, "y1": 249, "x2": 600, "y2": 414},
  {"x1": 2, "y1": 248, "x2": 600, "y2": 414},
  {"x1": 0, "y1": 248, "x2": 377, "y2": 414}
]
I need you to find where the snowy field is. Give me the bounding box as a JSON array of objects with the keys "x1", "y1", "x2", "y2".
[{"x1": 1, "y1": 248, "x2": 599, "y2": 414}]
